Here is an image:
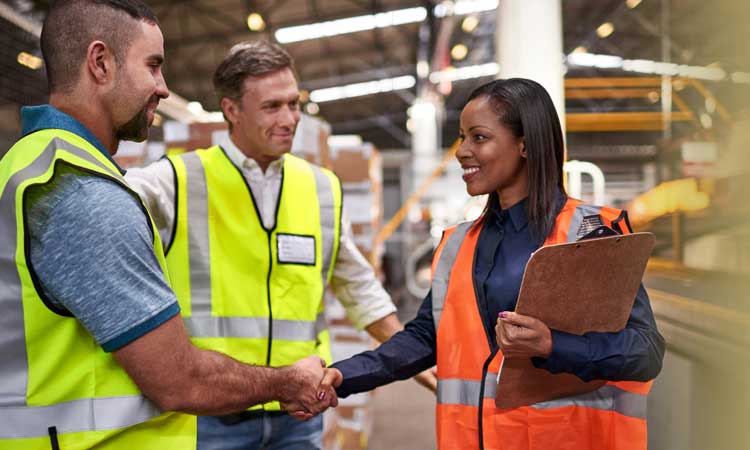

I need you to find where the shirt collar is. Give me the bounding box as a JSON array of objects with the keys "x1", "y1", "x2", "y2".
[
  {"x1": 217, "y1": 132, "x2": 284, "y2": 175},
  {"x1": 491, "y1": 196, "x2": 528, "y2": 232},
  {"x1": 21, "y1": 105, "x2": 125, "y2": 175}
]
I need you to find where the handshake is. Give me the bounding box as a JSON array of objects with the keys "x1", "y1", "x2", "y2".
[{"x1": 277, "y1": 356, "x2": 344, "y2": 420}]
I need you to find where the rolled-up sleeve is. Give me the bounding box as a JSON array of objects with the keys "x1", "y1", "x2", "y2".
[
  {"x1": 532, "y1": 284, "x2": 665, "y2": 382},
  {"x1": 329, "y1": 215, "x2": 397, "y2": 329},
  {"x1": 124, "y1": 158, "x2": 177, "y2": 245}
]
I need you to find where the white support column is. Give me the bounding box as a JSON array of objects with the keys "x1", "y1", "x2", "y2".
[{"x1": 496, "y1": 0, "x2": 566, "y2": 134}]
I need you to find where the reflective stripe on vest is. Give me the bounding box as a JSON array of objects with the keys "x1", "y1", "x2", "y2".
[
  {"x1": 431, "y1": 221, "x2": 473, "y2": 331},
  {"x1": 176, "y1": 150, "x2": 337, "y2": 339},
  {"x1": 0, "y1": 134, "x2": 167, "y2": 441},
  {"x1": 185, "y1": 312, "x2": 327, "y2": 341},
  {"x1": 437, "y1": 374, "x2": 647, "y2": 420}
]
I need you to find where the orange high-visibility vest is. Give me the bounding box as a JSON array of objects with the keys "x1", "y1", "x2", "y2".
[{"x1": 431, "y1": 198, "x2": 651, "y2": 450}]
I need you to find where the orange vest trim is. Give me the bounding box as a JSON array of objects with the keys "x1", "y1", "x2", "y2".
[{"x1": 431, "y1": 198, "x2": 651, "y2": 450}]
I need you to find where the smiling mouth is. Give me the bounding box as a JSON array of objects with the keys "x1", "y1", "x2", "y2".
[{"x1": 463, "y1": 167, "x2": 479, "y2": 175}]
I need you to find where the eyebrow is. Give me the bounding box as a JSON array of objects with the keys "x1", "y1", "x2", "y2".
[{"x1": 261, "y1": 94, "x2": 300, "y2": 106}]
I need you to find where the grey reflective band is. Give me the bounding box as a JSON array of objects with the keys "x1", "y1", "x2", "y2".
[
  {"x1": 566, "y1": 204, "x2": 602, "y2": 243},
  {"x1": 309, "y1": 164, "x2": 337, "y2": 285},
  {"x1": 0, "y1": 137, "x2": 160, "y2": 436},
  {"x1": 185, "y1": 316, "x2": 320, "y2": 341},
  {"x1": 180, "y1": 152, "x2": 212, "y2": 314},
  {"x1": 438, "y1": 376, "x2": 646, "y2": 419},
  {"x1": 431, "y1": 222, "x2": 472, "y2": 331},
  {"x1": 315, "y1": 311, "x2": 327, "y2": 337},
  {"x1": 531, "y1": 384, "x2": 647, "y2": 420},
  {"x1": 436, "y1": 372, "x2": 497, "y2": 406},
  {"x1": 0, "y1": 395, "x2": 162, "y2": 439}
]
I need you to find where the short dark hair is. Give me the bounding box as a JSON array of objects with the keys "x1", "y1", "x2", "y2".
[
  {"x1": 465, "y1": 78, "x2": 567, "y2": 241},
  {"x1": 41, "y1": 0, "x2": 159, "y2": 93},
  {"x1": 213, "y1": 40, "x2": 295, "y2": 102}
]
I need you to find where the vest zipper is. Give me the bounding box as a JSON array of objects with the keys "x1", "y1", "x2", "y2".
[
  {"x1": 265, "y1": 229, "x2": 274, "y2": 367},
  {"x1": 477, "y1": 348, "x2": 498, "y2": 450},
  {"x1": 48, "y1": 426, "x2": 60, "y2": 450}
]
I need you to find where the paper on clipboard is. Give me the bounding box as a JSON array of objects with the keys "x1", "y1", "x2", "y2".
[{"x1": 494, "y1": 232, "x2": 655, "y2": 410}]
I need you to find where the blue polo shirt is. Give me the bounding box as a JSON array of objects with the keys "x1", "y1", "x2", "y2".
[
  {"x1": 21, "y1": 105, "x2": 179, "y2": 352},
  {"x1": 333, "y1": 195, "x2": 665, "y2": 397}
]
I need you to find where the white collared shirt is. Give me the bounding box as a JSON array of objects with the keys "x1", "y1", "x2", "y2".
[{"x1": 125, "y1": 137, "x2": 395, "y2": 329}]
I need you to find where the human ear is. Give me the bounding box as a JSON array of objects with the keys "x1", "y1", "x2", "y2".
[
  {"x1": 519, "y1": 139, "x2": 527, "y2": 158},
  {"x1": 86, "y1": 41, "x2": 115, "y2": 85},
  {"x1": 221, "y1": 97, "x2": 240, "y2": 128}
]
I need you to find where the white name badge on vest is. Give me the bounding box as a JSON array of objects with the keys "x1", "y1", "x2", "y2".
[{"x1": 277, "y1": 234, "x2": 317, "y2": 266}]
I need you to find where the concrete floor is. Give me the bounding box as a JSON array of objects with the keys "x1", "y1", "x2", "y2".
[{"x1": 367, "y1": 378, "x2": 437, "y2": 450}]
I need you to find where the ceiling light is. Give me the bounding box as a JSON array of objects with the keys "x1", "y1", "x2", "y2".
[
  {"x1": 700, "y1": 113, "x2": 713, "y2": 129},
  {"x1": 299, "y1": 89, "x2": 310, "y2": 103},
  {"x1": 309, "y1": 75, "x2": 416, "y2": 103},
  {"x1": 461, "y1": 15, "x2": 479, "y2": 33},
  {"x1": 647, "y1": 91, "x2": 660, "y2": 103},
  {"x1": 626, "y1": 0, "x2": 642, "y2": 8},
  {"x1": 17, "y1": 51, "x2": 42, "y2": 70},
  {"x1": 246, "y1": 12, "x2": 265, "y2": 31},
  {"x1": 435, "y1": 0, "x2": 499, "y2": 18},
  {"x1": 305, "y1": 102, "x2": 320, "y2": 115},
  {"x1": 429, "y1": 62, "x2": 499, "y2": 83},
  {"x1": 451, "y1": 44, "x2": 469, "y2": 61},
  {"x1": 596, "y1": 22, "x2": 614, "y2": 38},
  {"x1": 572, "y1": 46, "x2": 587, "y2": 54},
  {"x1": 416, "y1": 60, "x2": 430, "y2": 78},
  {"x1": 567, "y1": 52, "x2": 623, "y2": 69},
  {"x1": 275, "y1": 7, "x2": 427, "y2": 43}
]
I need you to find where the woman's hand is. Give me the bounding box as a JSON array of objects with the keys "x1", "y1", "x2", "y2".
[{"x1": 495, "y1": 312, "x2": 553, "y2": 359}]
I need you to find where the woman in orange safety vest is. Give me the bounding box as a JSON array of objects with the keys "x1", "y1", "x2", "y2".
[{"x1": 323, "y1": 78, "x2": 665, "y2": 450}]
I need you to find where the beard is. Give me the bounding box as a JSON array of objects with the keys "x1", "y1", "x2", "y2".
[{"x1": 115, "y1": 96, "x2": 157, "y2": 142}]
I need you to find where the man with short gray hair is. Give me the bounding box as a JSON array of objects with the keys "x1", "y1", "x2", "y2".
[{"x1": 126, "y1": 39, "x2": 436, "y2": 450}]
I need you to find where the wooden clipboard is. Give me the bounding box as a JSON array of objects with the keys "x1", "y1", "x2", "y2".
[{"x1": 494, "y1": 232, "x2": 655, "y2": 410}]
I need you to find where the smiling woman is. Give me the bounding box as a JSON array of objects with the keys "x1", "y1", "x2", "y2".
[{"x1": 324, "y1": 78, "x2": 665, "y2": 450}]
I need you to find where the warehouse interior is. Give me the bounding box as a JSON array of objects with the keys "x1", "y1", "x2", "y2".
[{"x1": 1, "y1": 0, "x2": 749, "y2": 449}]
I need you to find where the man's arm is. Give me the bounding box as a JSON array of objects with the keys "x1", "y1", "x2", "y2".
[
  {"x1": 113, "y1": 315, "x2": 334, "y2": 416},
  {"x1": 26, "y1": 170, "x2": 334, "y2": 417}
]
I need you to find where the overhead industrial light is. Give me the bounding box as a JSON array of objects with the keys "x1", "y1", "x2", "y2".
[
  {"x1": 17, "y1": 51, "x2": 42, "y2": 70},
  {"x1": 309, "y1": 75, "x2": 416, "y2": 103},
  {"x1": 305, "y1": 102, "x2": 320, "y2": 115},
  {"x1": 626, "y1": 0, "x2": 642, "y2": 9},
  {"x1": 596, "y1": 22, "x2": 614, "y2": 38},
  {"x1": 566, "y1": 51, "x2": 729, "y2": 81},
  {"x1": 416, "y1": 60, "x2": 430, "y2": 78},
  {"x1": 299, "y1": 89, "x2": 310, "y2": 103},
  {"x1": 451, "y1": 44, "x2": 468, "y2": 61},
  {"x1": 276, "y1": 1, "x2": 497, "y2": 44},
  {"x1": 247, "y1": 12, "x2": 265, "y2": 31},
  {"x1": 572, "y1": 46, "x2": 588, "y2": 54},
  {"x1": 434, "y1": 0, "x2": 499, "y2": 17},
  {"x1": 275, "y1": 7, "x2": 426, "y2": 43},
  {"x1": 429, "y1": 62, "x2": 499, "y2": 83},
  {"x1": 461, "y1": 15, "x2": 479, "y2": 33}
]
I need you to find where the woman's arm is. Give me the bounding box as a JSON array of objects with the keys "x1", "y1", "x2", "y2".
[
  {"x1": 529, "y1": 283, "x2": 665, "y2": 382},
  {"x1": 328, "y1": 291, "x2": 438, "y2": 398}
]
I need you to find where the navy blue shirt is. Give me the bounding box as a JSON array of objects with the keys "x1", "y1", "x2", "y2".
[{"x1": 333, "y1": 196, "x2": 665, "y2": 397}]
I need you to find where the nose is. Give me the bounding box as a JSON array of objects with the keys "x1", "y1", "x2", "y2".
[
  {"x1": 279, "y1": 105, "x2": 300, "y2": 128},
  {"x1": 455, "y1": 138, "x2": 472, "y2": 162},
  {"x1": 155, "y1": 71, "x2": 169, "y2": 100}
]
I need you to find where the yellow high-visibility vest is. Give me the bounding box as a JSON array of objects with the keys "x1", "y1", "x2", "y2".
[
  {"x1": 166, "y1": 147, "x2": 342, "y2": 411},
  {"x1": 0, "y1": 129, "x2": 196, "y2": 449}
]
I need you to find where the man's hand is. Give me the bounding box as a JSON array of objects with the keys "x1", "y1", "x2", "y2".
[
  {"x1": 319, "y1": 367, "x2": 344, "y2": 391},
  {"x1": 495, "y1": 312, "x2": 552, "y2": 359},
  {"x1": 414, "y1": 367, "x2": 437, "y2": 392},
  {"x1": 279, "y1": 356, "x2": 338, "y2": 421}
]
